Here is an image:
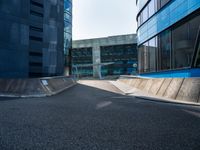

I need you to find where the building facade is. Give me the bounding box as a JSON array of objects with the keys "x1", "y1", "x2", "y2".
[
  {"x1": 0, "y1": 0, "x2": 72, "y2": 78},
  {"x1": 64, "y1": 0, "x2": 72, "y2": 75},
  {"x1": 72, "y1": 34, "x2": 137, "y2": 77},
  {"x1": 137, "y1": 0, "x2": 200, "y2": 77}
]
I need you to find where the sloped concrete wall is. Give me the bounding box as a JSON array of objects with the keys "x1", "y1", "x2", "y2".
[
  {"x1": 0, "y1": 77, "x2": 76, "y2": 97},
  {"x1": 148, "y1": 79, "x2": 164, "y2": 95},
  {"x1": 0, "y1": 79, "x2": 45, "y2": 96},
  {"x1": 157, "y1": 79, "x2": 172, "y2": 97},
  {"x1": 118, "y1": 77, "x2": 200, "y2": 103},
  {"x1": 176, "y1": 78, "x2": 200, "y2": 103},
  {"x1": 42, "y1": 77, "x2": 76, "y2": 95},
  {"x1": 164, "y1": 78, "x2": 184, "y2": 99}
]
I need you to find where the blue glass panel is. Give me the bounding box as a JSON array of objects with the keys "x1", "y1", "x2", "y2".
[
  {"x1": 138, "y1": 0, "x2": 200, "y2": 45},
  {"x1": 139, "y1": 68, "x2": 200, "y2": 78}
]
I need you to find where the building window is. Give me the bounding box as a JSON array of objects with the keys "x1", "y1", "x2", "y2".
[
  {"x1": 148, "y1": 0, "x2": 156, "y2": 18},
  {"x1": 160, "y1": 0, "x2": 170, "y2": 8},
  {"x1": 172, "y1": 14, "x2": 200, "y2": 69},
  {"x1": 142, "y1": 6, "x2": 148, "y2": 23},
  {"x1": 30, "y1": 10, "x2": 43, "y2": 17},
  {"x1": 30, "y1": 0, "x2": 43, "y2": 8},
  {"x1": 196, "y1": 44, "x2": 200, "y2": 68},
  {"x1": 143, "y1": 42, "x2": 149, "y2": 72},
  {"x1": 138, "y1": 36, "x2": 158, "y2": 73},
  {"x1": 159, "y1": 29, "x2": 171, "y2": 70},
  {"x1": 138, "y1": 45, "x2": 144, "y2": 73},
  {"x1": 157, "y1": 0, "x2": 170, "y2": 10},
  {"x1": 149, "y1": 37, "x2": 157, "y2": 72},
  {"x1": 138, "y1": 15, "x2": 141, "y2": 27}
]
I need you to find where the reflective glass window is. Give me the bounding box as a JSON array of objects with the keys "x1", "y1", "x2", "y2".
[
  {"x1": 138, "y1": 15, "x2": 141, "y2": 27},
  {"x1": 172, "y1": 14, "x2": 200, "y2": 69},
  {"x1": 160, "y1": 0, "x2": 170, "y2": 8},
  {"x1": 196, "y1": 43, "x2": 200, "y2": 67},
  {"x1": 138, "y1": 46, "x2": 144, "y2": 73},
  {"x1": 140, "y1": 11, "x2": 143, "y2": 25},
  {"x1": 149, "y1": 37, "x2": 157, "y2": 72},
  {"x1": 142, "y1": 6, "x2": 148, "y2": 23},
  {"x1": 159, "y1": 29, "x2": 171, "y2": 70},
  {"x1": 148, "y1": 0, "x2": 155, "y2": 17},
  {"x1": 144, "y1": 42, "x2": 149, "y2": 72},
  {"x1": 157, "y1": 0, "x2": 161, "y2": 10}
]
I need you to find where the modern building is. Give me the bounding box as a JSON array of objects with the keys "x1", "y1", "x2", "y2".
[
  {"x1": 72, "y1": 34, "x2": 137, "y2": 77},
  {"x1": 64, "y1": 0, "x2": 72, "y2": 75},
  {"x1": 0, "y1": 0, "x2": 72, "y2": 78},
  {"x1": 137, "y1": 0, "x2": 200, "y2": 78}
]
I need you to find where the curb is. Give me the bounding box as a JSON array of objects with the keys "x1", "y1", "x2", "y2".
[{"x1": 134, "y1": 95, "x2": 200, "y2": 107}]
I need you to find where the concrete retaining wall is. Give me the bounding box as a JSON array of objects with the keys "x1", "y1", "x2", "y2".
[
  {"x1": 0, "y1": 77, "x2": 76, "y2": 97},
  {"x1": 118, "y1": 77, "x2": 200, "y2": 103}
]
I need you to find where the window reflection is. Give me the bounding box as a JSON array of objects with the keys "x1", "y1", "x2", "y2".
[
  {"x1": 137, "y1": 0, "x2": 170, "y2": 27},
  {"x1": 143, "y1": 42, "x2": 149, "y2": 72},
  {"x1": 160, "y1": 0, "x2": 170, "y2": 8},
  {"x1": 159, "y1": 29, "x2": 171, "y2": 70},
  {"x1": 143, "y1": 6, "x2": 148, "y2": 23},
  {"x1": 149, "y1": 37, "x2": 157, "y2": 72},
  {"x1": 196, "y1": 44, "x2": 200, "y2": 67},
  {"x1": 172, "y1": 15, "x2": 200, "y2": 69},
  {"x1": 149, "y1": 0, "x2": 156, "y2": 17},
  {"x1": 138, "y1": 45, "x2": 144, "y2": 73}
]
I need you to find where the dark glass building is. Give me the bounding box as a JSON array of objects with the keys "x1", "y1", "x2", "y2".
[
  {"x1": 64, "y1": 0, "x2": 72, "y2": 75},
  {"x1": 71, "y1": 47, "x2": 93, "y2": 77},
  {"x1": 137, "y1": 0, "x2": 200, "y2": 77},
  {"x1": 0, "y1": 0, "x2": 72, "y2": 78},
  {"x1": 101, "y1": 44, "x2": 137, "y2": 76},
  {"x1": 72, "y1": 34, "x2": 138, "y2": 77}
]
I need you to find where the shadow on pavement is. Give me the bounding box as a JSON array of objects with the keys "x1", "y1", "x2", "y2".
[{"x1": 0, "y1": 97, "x2": 20, "y2": 101}]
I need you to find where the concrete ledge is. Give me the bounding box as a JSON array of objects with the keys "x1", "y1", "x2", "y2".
[
  {"x1": 116, "y1": 76, "x2": 200, "y2": 104},
  {"x1": 0, "y1": 76, "x2": 76, "y2": 98}
]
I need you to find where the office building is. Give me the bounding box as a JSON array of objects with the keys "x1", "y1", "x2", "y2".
[
  {"x1": 137, "y1": 0, "x2": 200, "y2": 77},
  {"x1": 0, "y1": 0, "x2": 72, "y2": 78},
  {"x1": 64, "y1": 0, "x2": 72, "y2": 75},
  {"x1": 72, "y1": 34, "x2": 137, "y2": 77}
]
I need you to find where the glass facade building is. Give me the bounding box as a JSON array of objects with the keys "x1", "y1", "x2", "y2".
[
  {"x1": 64, "y1": 0, "x2": 72, "y2": 70},
  {"x1": 0, "y1": 0, "x2": 72, "y2": 78},
  {"x1": 137, "y1": 0, "x2": 200, "y2": 77},
  {"x1": 101, "y1": 44, "x2": 137, "y2": 76},
  {"x1": 71, "y1": 47, "x2": 93, "y2": 77},
  {"x1": 72, "y1": 34, "x2": 138, "y2": 77}
]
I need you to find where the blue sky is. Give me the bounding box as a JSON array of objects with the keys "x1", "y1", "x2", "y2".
[{"x1": 73, "y1": 0, "x2": 137, "y2": 40}]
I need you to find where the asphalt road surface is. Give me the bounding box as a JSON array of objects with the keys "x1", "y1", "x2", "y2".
[{"x1": 0, "y1": 80, "x2": 200, "y2": 150}]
